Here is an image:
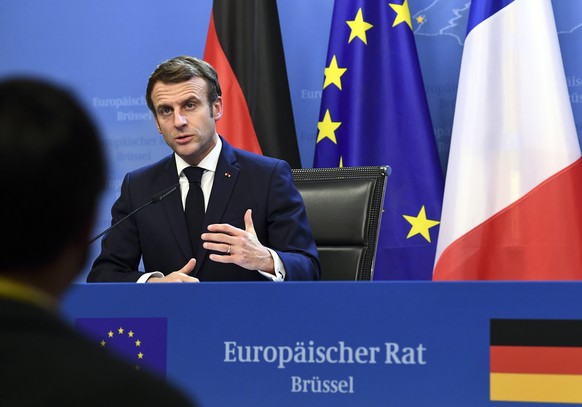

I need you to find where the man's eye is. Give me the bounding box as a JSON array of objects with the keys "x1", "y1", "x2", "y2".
[
  {"x1": 158, "y1": 107, "x2": 171, "y2": 116},
  {"x1": 185, "y1": 102, "x2": 196, "y2": 109}
]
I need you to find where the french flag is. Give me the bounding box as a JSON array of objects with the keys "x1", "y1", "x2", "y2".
[{"x1": 433, "y1": 0, "x2": 582, "y2": 280}]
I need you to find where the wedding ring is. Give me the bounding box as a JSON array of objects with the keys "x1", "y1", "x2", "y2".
[{"x1": 227, "y1": 245, "x2": 231, "y2": 255}]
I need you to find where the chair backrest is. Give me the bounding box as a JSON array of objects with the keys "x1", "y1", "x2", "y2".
[{"x1": 292, "y1": 166, "x2": 389, "y2": 281}]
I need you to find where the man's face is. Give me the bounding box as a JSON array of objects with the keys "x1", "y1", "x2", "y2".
[{"x1": 151, "y1": 77, "x2": 223, "y2": 165}]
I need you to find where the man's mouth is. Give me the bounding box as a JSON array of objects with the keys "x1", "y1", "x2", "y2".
[{"x1": 175, "y1": 134, "x2": 194, "y2": 144}]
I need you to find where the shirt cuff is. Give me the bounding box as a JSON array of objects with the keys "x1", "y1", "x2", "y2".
[
  {"x1": 258, "y1": 248, "x2": 286, "y2": 281},
  {"x1": 137, "y1": 271, "x2": 165, "y2": 283}
]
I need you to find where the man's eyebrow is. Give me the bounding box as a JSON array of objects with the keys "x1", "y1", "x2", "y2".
[
  {"x1": 183, "y1": 95, "x2": 201, "y2": 103},
  {"x1": 155, "y1": 93, "x2": 202, "y2": 110}
]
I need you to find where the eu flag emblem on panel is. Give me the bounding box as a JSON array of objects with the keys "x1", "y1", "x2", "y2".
[
  {"x1": 76, "y1": 317, "x2": 168, "y2": 376},
  {"x1": 314, "y1": 0, "x2": 444, "y2": 280}
]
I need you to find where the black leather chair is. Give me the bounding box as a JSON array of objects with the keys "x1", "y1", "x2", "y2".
[{"x1": 292, "y1": 166, "x2": 389, "y2": 281}]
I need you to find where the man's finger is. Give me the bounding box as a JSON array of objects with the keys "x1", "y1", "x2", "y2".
[
  {"x1": 206, "y1": 223, "x2": 240, "y2": 235},
  {"x1": 244, "y1": 209, "x2": 256, "y2": 235},
  {"x1": 180, "y1": 258, "x2": 196, "y2": 274}
]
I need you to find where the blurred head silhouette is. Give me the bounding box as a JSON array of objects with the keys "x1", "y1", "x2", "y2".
[{"x1": 0, "y1": 77, "x2": 105, "y2": 299}]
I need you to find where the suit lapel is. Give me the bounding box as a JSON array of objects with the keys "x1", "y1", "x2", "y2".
[
  {"x1": 195, "y1": 139, "x2": 240, "y2": 273},
  {"x1": 159, "y1": 155, "x2": 192, "y2": 259}
]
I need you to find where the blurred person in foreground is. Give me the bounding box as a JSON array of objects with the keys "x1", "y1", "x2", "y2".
[
  {"x1": 0, "y1": 78, "x2": 196, "y2": 407},
  {"x1": 88, "y1": 56, "x2": 319, "y2": 283}
]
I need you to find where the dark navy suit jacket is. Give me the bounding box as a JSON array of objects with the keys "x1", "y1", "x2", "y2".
[{"x1": 88, "y1": 138, "x2": 320, "y2": 282}]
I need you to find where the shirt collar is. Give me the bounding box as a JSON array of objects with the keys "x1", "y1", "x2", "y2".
[{"x1": 174, "y1": 135, "x2": 222, "y2": 176}]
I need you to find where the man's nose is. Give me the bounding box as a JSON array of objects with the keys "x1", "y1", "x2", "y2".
[{"x1": 174, "y1": 111, "x2": 187, "y2": 127}]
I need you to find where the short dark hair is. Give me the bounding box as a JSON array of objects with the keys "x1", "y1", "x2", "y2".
[
  {"x1": 145, "y1": 56, "x2": 222, "y2": 114},
  {"x1": 0, "y1": 78, "x2": 105, "y2": 270}
]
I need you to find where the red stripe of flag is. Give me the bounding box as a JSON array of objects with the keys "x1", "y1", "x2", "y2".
[
  {"x1": 491, "y1": 345, "x2": 582, "y2": 375},
  {"x1": 203, "y1": 11, "x2": 262, "y2": 155},
  {"x1": 435, "y1": 157, "x2": 582, "y2": 280}
]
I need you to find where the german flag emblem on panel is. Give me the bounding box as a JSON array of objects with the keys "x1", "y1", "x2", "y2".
[{"x1": 491, "y1": 319, "x2": 582, "y2": 403}]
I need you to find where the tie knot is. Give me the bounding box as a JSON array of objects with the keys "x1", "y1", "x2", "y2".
[{"x1": 183, "y1": 167, "x2": 204, "y2": 184}]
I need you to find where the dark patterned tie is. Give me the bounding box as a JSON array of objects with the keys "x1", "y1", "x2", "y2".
[{"x1": 183, "y1": 166, "x2": 205, "y2": 257}]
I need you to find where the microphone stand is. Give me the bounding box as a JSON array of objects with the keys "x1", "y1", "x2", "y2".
[{"x1": 89, "y1": 183, "x2": 179, "y2": 245}]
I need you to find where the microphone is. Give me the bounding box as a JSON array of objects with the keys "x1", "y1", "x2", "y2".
[{"x1": 89, "y1": 183, "x2": 179, "y2": 244}]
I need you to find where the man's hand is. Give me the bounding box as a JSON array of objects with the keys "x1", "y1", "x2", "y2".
[
  {"x1": 146, "y1": 258, "x2": 200, "y2": 282},
  {"x1": 202, "y1": 209, "x2": 275, "y2": 275}
]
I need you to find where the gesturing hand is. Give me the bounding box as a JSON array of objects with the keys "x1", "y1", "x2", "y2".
[
  {"x1": 146, "y1": 258, "x2": 200, "y2": 283},
  {"x1": 202, "y1": 209, "x2": 275, "y2": 275}
]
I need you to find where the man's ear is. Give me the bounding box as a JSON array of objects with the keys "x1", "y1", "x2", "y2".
[{"x1": 213, "y1": 96, "x2": 224, "y2": 121}]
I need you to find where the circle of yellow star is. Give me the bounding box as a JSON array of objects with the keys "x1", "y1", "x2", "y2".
[
  {"x1": 403, "y1": 205, "x2": 440, "y2": 242},
  {"x1": 323, "y1": 55, "x2": 347, "y2": 90},
  {"x1": 317, "y1": 109, "x2": 341, "y2": 144},
  {"x1": 390, "y1": 0, "x2": 413, "y2": 29},
  {"x1": 346, "y1": 8, "x2": 373, "y2": 44}
]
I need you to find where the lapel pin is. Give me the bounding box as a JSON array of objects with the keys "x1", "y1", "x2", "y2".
[{"x1": 224, "y1": 172, "x2": 231, "y2": 178}]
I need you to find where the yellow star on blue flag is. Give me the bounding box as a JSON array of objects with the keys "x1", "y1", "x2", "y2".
[{"x1": 403, "y1": 205, "x2": 440, "y2": 242}]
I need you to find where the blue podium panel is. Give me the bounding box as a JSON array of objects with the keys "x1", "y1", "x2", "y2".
[{"x1": 61, "y1": 282, "x2": 582, "y2": 407}]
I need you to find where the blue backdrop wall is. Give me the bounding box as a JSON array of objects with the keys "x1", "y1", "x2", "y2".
[{"x1": 1, "y1": 0, "x2": 581, "y2": 278}]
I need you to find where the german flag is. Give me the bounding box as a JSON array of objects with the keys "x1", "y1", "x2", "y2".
[
  {"x1": 491, "y1": 319, "x2": 582, "y2": 403},
  {"x1": 203, "y1": 0, "x2": 301, "y2": 168}
]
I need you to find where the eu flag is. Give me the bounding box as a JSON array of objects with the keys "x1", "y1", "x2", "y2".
[
  {"x1": 314, "y1": 0, "x2": 444, "y2": 280},
  {"x1": 76, "y1": 317, "x2": 168, "y2": 376}
]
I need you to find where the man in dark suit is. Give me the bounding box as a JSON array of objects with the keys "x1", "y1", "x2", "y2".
[
  {"x1": 0, "y1": 78, "x2": 195, "y2": 406},
  {"x1": 88, "y1": 56, "x2": 320, "y2": 282}
]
